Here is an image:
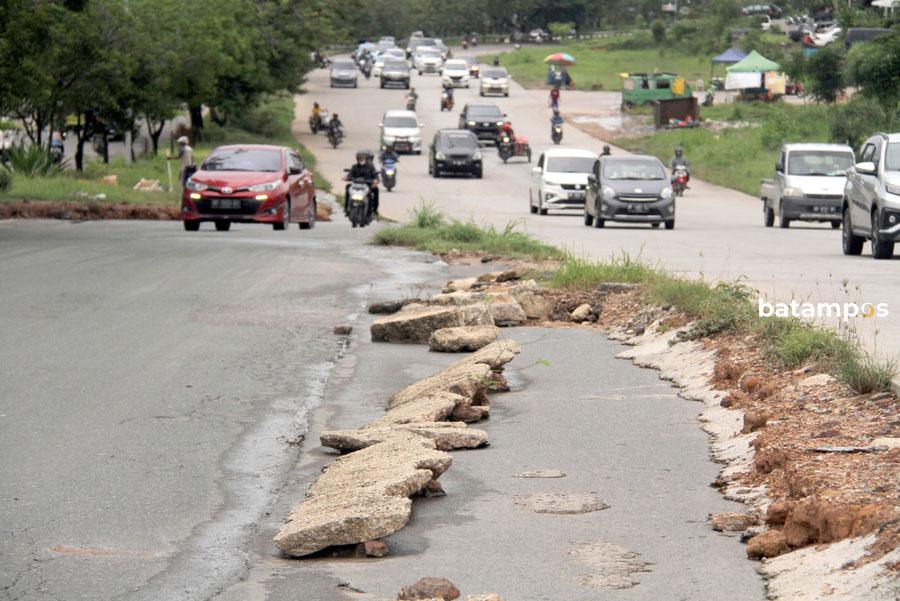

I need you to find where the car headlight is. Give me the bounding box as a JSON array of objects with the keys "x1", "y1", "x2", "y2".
[
  {"x1": 467, "y1": 120, "x2": 475, "y2": 126},
  {"x1": 435, "y1": 151, "x2": 446, "y2": 160},
  {"x1": 382, "y1": 135, "x2": 395, "y2": 143},
  {"x1": 543, "y1": 180, "x2": 560, "y2": 188},
  {"x1": 185, "y1": 179, "x2": 207, "y2": 191},
  {"x1": 661, "y1": 186, "x2": 673, "y2": 200},
  {"x1": 602, "y1": 186, "x2": 616, "y2": 200},
  {"x1": 472, "y1": 151, "x2": 482, "y2": 160},
  {"x1": 783, "y1": 186, "x2": 804, "y2": 198},
  {"x1": 248, "y1": 179, "x2": 281, "y2": 192},
  {"x1": 886, "y1": 183, "x2": 900, "y2": 196}
]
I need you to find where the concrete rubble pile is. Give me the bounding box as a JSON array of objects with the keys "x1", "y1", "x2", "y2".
[{"x1": 273, "y1": 275, "x2": 522, "y2": 557}]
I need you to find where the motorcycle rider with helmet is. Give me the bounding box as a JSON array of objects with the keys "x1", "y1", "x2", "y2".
[
  {"x1": 601, "y1": 145, "x2": 611, "y2": 156},
  {"x1": 668, "y1": 147, "x2": 691, "y2": 187},
  {"x1": 344, "y1": 150, "x2": 379, "y2": 217}
]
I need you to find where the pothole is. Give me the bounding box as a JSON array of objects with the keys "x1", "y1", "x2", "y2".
[
  {"x1": 513, "y1": 469, "x2": 567, "y2": 479},
  {"x1": 569, "y1": 541, "x2": 653, "y2": 590},
  {"x1": 513, "y1": 493, "x2": 608, "y2": 514}
]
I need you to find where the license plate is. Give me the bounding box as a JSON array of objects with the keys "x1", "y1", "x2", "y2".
[
  {"x1": 452, "y1": 160, "x2": 466, "y2": 166},
  {"x1": 568, "y1": 193, "x2": 584, "y2": 200},
  {"x1": 490, "y1": 87, "x2": 501, "y2": 92},
  {"x1": 627, "y1": 204, "x2": 648, "y2": 213},
  {"x1": 395, "y1": 142, "x2": 409, "y2": 150},
  {"x1": 211, "y1": 198, "x2": 242, "y2": 209}
]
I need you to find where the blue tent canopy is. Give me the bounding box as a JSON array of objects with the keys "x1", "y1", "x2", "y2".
[{"x1": 712, "y1": 48, "x2": 747, "y2": 64}]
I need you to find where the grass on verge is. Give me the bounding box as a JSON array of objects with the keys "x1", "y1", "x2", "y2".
[
  {"x1": 1, "y1": 93, "x2": 329, "y2": 206},
  {"x1": 547, "y1": 254, "x2": 896, "y2": 393},
  {"x1": 373, "y1": 202, "x2": 564, "y2": 260}
]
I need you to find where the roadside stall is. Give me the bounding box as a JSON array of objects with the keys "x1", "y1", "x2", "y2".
[
  {"x1": 724, "y1": 50, "x2": 784, "y2": 101},
  {"x1": 620, "y1": 72, "x2": 692, "y2": 110}
]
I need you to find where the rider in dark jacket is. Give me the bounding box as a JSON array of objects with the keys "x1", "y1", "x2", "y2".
[{"x1": 345, "y1": 150, "x2": 379, "y2": 216}]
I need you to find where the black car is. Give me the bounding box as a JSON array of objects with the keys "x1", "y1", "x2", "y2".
[
  {"x1": 458, "y1": 104, "x2": 505, "y2": 142},
  {"x1": 428, "y1": 129, "x2": 482, "y2": 178},
  {"x1": 380, "y1": 59, "x2": 411, "y2": 89}
]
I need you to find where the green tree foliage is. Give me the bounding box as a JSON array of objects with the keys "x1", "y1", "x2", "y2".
[
  {"x1": 847, "y1": 32, "x2": 900, "y2": 111},
  {"x1": 805, "y1": 43, "x2": 845, "y2": 104}
]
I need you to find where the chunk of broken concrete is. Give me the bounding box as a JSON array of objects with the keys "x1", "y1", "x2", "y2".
[
  {"x1": 321, "y1": 422, "x2": 488, "y2": 452},
  {"x1": 570, "y1": 303, "x2": 592, "y2": 322},
  {"x1": 371, "y1": 304, "x2": 492, "y2": 344},
  {"x1": 389, "y1": 362, "x2": 493, "y2": 409},
  {"x1": 369, "y1": 392, "x2": 464, "y2": 427},
  {"x1": 799, "y1": 373, "x2": 834, "y2": 387},
  {"x1": 429, "y1": 325, "x2": 499, "y2": 352},
  {"x1": 443, "y1": 277, "x2": 478, "y2": 293},
  {"x1": 746, "y1": 530, "x2": 788, "y2": 559},
  {"x1": 710, "y1": 512, "x2": 758, "y2": 532},
  {"x1": 398, "y1": 577, "x2": 460, "y2": 600},
  {"x1": 273, "y1": 432, "x2": 451, "y2": 557},
  {"x1": 355, "y1": 540, "x2": 389, "y2": 557},
  {"x1": 485, "y1": 293, "x2": 527, "y2": 326}
]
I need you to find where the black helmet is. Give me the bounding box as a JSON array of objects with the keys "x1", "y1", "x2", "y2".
[
  {"x1": 602, "y1": 145, "x2": 610, "y2": 154},
  {"x1": 675, "y1": 146, "x2": 684, "y2": 156},
  {"x1": 355, "y1": 151, "x2": 367, "y2": 162}
]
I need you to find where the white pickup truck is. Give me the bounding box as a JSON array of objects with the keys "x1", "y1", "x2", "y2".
[{"x1": 760, "y1": 143, "x2": 855, "y2": 228}]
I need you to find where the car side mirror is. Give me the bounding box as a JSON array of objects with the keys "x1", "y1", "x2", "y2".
[
  {"x1": 587, "y1": 174, "x2": 597, "y2": 184},
  {"x1": 855, "y1": 161, "x2": 876, "y2": 175},
  {"x1": 775, "y1": 163, "x2": 783, "y2": 173},
  {"x1": 289, "y1": 166, "x2": 303, "y2": 175}
]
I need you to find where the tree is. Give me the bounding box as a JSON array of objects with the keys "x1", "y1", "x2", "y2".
[
  {"x1": 806, "y1": 44, "x2": 845, "y2": 104},
  {"x1": 650, "y1": 19, "x2": 666, "y2": 44},
  {"x1": 848, "y1": 32, "x2": 900, "y2": 112}
]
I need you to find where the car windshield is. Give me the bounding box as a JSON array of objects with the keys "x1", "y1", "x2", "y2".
[
  {"x1": 203, "y1": 148, "x2": 282, "y2": 173},
  {"x1": 788, "y1": 151, "x2": 854, "y2": 176},
  {"x1": 441, "y1": 134, "x2": 477, "y2": 150},
  {"x1": 603, "y1": 160, "x2": 665, "y2": 180},
  {"x1": 384, "y1": 115, "x2": 418, "y2": 128},
  {"x1": 445, "y1": 60, "x2": 466, "y2": 69},
  {"x1": 547, "y1": 156, "x2": 596, "y2": 173},
  {"x1": 467, "y1": 105, "x2": 502, "y2": 118},
  {"x1": 386, "y1": 49, "x2": 405, "y2": 57},
  {"x1": 885, "y1": 143, "x2": 900, "y2": 171},
  {"x1": 420, "y1": 48, "x2": 441, "y2": 57},
  {"x1": 385, "y1": 60, "x2": 408, "y2": 70},
  {"x1": 484, "y1": 69, "x2": 507, "y2": 78},
  {"x1": 333, "y1": 60, "x2": 355, "y2": 69}
]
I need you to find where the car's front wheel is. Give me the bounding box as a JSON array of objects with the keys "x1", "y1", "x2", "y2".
[
  {"x1": 664, "y1": 219, "x2": 675, "y2": 230},
  {"x1": 871, "y1": 211, "x2": 895, "y2": 259},
  {"x1": 842, "y1": 208, "x2": 863, "y2": 255},
  {"x1": 299, "y1": 200, "x2": 316, "y2": 230},
  {"x1": 779, "y1": 203, "x2": 791, "y2": 228},
  {"x1": 183, "y1": 220, "x2": 200, "y2": 232},
  {"x1": 764, "y1": 205, "x2": 774, "y2": 227},
  {"x1": 583, "y1": 211, "x2": 593, "y2": 226}
]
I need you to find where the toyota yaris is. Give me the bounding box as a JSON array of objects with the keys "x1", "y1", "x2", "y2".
[{"x1": 181, "y1": 144, "x2": 316, "y2": 231}]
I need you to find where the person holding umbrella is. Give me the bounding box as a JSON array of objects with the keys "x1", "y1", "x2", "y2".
[{"x1": 544, "y1": 52, "x2": 576, "y2": 89}]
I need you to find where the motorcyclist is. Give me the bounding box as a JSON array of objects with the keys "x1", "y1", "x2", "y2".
[
  {"x1": 601, "y1": 145, "x2": 611, "y2": 156},
  {"x1": 406, "y1": 87, "x2": 419, "y2": 110},
  {"x1": 328, "y1": 113, "x2": 343, "y2": 138},
  {"x1": 380, "y1": 144, "x2": 399, "y2": 166},
  {"x1": 344, "y1": 150, "x2": 379, "y2": 216},
  {"x1": 550, "y1": 109, "x2": 564, "y2": 128},
  {"x1": 441, "y1": 82, "x2": 454, "y2": 109},
  {"x1": 499, "y1": 121, "x2": 515, "y2": 142},
  {"x1": 669, "y1": 147, "x2": 691, "y2": 186},
  {"x1": 311, "y1": 102, "x2": 323, "y2": 130}
]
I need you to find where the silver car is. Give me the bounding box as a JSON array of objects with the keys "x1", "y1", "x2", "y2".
[
  {"x1": 842, "y1": 132, "x2": 900, "y2": 259},
  {"x1": 329, "y1": 58, "x2": 358, "y2": 88},
  {"x1": 584, "y1": 155, "x2": 675, "y2": 229}
]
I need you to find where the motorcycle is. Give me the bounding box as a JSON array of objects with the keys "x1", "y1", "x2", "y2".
[
  {"x1": 360, "y1": 60, "x2": 372, "y2": 79},
  {"x1": 551, "y1": 124, "x2": 563, "y2": 144},
  {"x1": 440, "y1": 91, "x2": 454, "y2": 111},
  {"x1": 672, "y1": 166, "x2": 689, "y2": 197},
  {"x1": 405, "y1": 94, "x2": 417, "y2": 111},
  {"x1": 50, "y1": 143, "x2": 64, "y2": 164},
  {"x1": 497, "y1": 133, "x2": 532, "y2": 164},
  {"x1": 461, "y1": 39, "x2": 469, "y2": 50},
  {"x1": 381, "y1": 159, "x2": 397, "y2": 192},
  {"x1": 345, "y1": 176, "x2": 374, "y2": 228},
  {"x1": 327, "y1": 124, "x2": 343, "y2": 148}
]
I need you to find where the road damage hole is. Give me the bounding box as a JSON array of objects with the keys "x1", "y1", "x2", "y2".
[
  {"x1": 512, "y1": 469, "x2": 567, "y2": 479},
  {"x1": 513, "y1": 493, "x2": 608, "y2": 514},
  {"x1": 569, "y1": 541, "x2": 653, "y2": 590}
]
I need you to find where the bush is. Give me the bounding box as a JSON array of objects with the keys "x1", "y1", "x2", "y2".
[
  {"x1": 650, "y1": 19, "x2": 666, "y2": 44},
  {"x1": 3, "y1": 143, "x2": 65, "y2": 177},
  {"x1": 0, "y1": 169, "x2": 11, "y2": 193},
  {"x1": 229, "y1": 94, "x2": 293, "y2": 140},
  {"x1": 830, "y1": 95, "x2": 899, "y2": 149}
]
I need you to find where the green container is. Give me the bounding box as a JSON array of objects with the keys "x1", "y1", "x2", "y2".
[{"x1": 620, "y1": 73, "x2": 693, "y2": 108}]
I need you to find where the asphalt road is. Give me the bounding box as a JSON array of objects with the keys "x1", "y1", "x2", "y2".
[
  {"x1": 0, "y1": 218, "x2": 443, "y2": 600},
  {"x1": 298, "y1": 52, "x2": 900, "y2": 361}
]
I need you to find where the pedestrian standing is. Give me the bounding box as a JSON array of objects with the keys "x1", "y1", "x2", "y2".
[{"x1": 168, "y1": 136, "x2": 196, "y2": 188}]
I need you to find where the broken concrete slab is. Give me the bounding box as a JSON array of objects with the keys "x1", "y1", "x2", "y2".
[
  {"x1": 429, "y1": 325, "x2": 500, "y2": 352},
  {"x1": 371, "y1": 304, "x2": 493, "y2": 344},
  {"x1": 321, "y1": 422, "x2": 489, "y2": 453},
  {"x1": 389, "y1": 362, "x2": 493, "y2": 410},
  {"x1": 273, "y1": 433, "x2": 451, "y2": 557},
  {"x1": 485, "y1": 293, "x2": 527, "y2": 326},
  {"x1": 398, "y1": 577, "x2": 461, "y2": 600},
  {"x1": 369, "y1": 392, "x2": 465, "y2": 427}
]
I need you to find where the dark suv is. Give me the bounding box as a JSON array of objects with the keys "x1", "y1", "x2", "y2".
[
  {"x1": 458, "y1": 104, "x2": 505, "y2": 142},
  {"x1": 428, "y1": 129, "x2": 482, "y2": 178}
]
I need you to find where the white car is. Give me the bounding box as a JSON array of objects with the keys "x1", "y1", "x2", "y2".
[
  {"x1": 379, "y1": 109, "x2": 423, "y2": 154},
  {"x1": 530, "y1": 149, "x2": 599, "y2": 215},
  {"x1": 441, "y1": 59, "x2": 470, "y2": 88},
  {"x1": 414, "y1": 47, "x2": 444, "y2": 74},
  {"x1": 480, "y1": 67, "x2": 510, "y2": 97},
  {"x1": 373, "y1": 55, "x2": 387, "y2": 78}
]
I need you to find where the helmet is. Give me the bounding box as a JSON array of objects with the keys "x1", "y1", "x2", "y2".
[
  {"x1": 313, "y1": 102, "x2": 320, "y2": 108},
  {"x1": 553, "y1": 108, "x2": 560, "y2": 115},
  {"x1": 355, "y1": 151, "x2": 367, "y2": 162},
  {"x1": 675, "y1": 146, "x2": 684, "y2": 156},
  {"x1": 176, "y1": 136, "x2": 189, "y2": 145},
  {"x1": 602, "y1": 145, "x2": 610, "y2": 154}
]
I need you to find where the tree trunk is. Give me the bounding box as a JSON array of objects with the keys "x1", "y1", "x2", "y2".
[
  {"x1": 189, "y1": 104, "x2": 203, "y2": 142},
  {"x1": 146, "y1": 115, "x2": 165, "y2": 156},
  {"x1": 75, "y1": 114, "x2": 86, "y2": 172},
  {"x1": 102, "y1": 132, "x2": 109, "y2": 164}
]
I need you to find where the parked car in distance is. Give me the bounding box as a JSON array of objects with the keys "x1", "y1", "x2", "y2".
[
  {"x1": 330, "y1": 58, "x2": 358, "y2": 88},
  {"x1": 760, "y1": 143, "x2": 854, "y2": 229},
  {"x1": 182, "y1": 145, "x2": 316, "y2": 232},
  {"x1": 379, "y1": 109, "x2": 422, "y2": 154},
  {"x1": 842, "y1": 132, "x2": 900, "y2": 259},
  {"x1": 414, "y1": 46, "x2": 444, "y2": 74},
  {"x1": 480, "y1": 67, "x2": 510, "y2": 96},
  {"x1": 441, "y1": 59, "x2": 470, "y2": 88},
  {"x1": 584, "y1": 155, "x2": 675, "y2": 229},
  {"x1": 530, "y1": 149, "x2": 599, "y2": 215},
  {"x1": 428, "y1": 129, "x2": 482, "y2": 178},
  {"x1": 406, "y1": 36, "x2": 435, "y2": 58},
  {"x1": 458, "y1": 103, "x2": 506, "y2": 142},
  {"x1": 460, "y1": 56, "x2": 480, "y2": 78},
  {"x1": 380, "y1": 59, "x2": 411, "y2": 89},
  {"x1": 528, "y1": 28, "x2": 550, "y2": 43},
  {"x1": 379, "y1": 35, "x2": 396, "y2": 43},
  {"x1": 741, "y1": 3, "x2": 782, "y2": 17}
]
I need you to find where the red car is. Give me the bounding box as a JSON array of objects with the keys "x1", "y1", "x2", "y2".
[{"x1": 181, "y1": 144, "x2": 316, "y2": 231}]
